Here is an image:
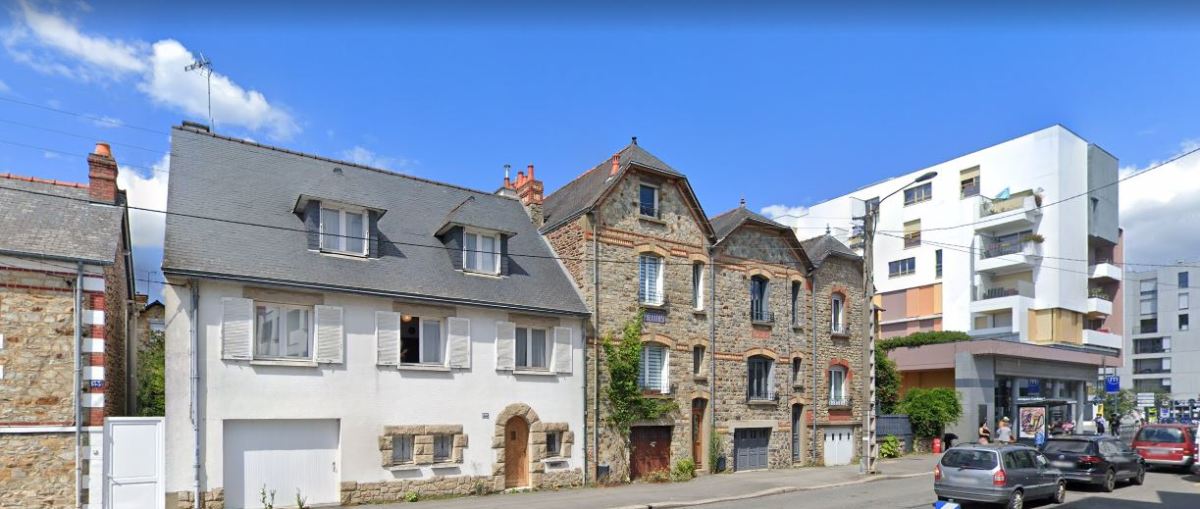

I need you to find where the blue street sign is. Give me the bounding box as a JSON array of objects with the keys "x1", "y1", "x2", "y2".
[
  {"x1": 1028, "y1": 379, "x2": 1040, "y2": 394},
  {"x1": 1105, "y1": 376, "x2": 1120, "y2": 393}
]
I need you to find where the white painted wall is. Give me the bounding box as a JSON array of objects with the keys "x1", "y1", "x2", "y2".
[{"x1": 164, "y1": 279, "x2": 586, "y2": 494}]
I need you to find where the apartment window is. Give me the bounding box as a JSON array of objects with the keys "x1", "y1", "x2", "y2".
[
  {"x1": 1180, "y1": 293, "x2": 1190, "y2": 310},
  {"x1": 254, "y1": 303, "x2": 312, "y2": 359},
  {"x1": 392, "y1": 435, "x2": 414, "y2": 464},
  {"x1": 639, "y1": 184, "x2": 659, "y2": 218},
  {"x1": 1134, "y1": 357, "x2": 1170, "y2": 374},
  {"x1": 638, "y1": 254, "x2": 664, "y2": 305},
  {"x1": 960, "y1": 166, "x2": 980, "y2": 198},
  {"x1": 750, "y1": 276, "x2": 770, "y2": 322},
  {"x1": 692, "y1": 345, "x2": 705, "y2": 376},
  {"x1": 935, "y1": 249, "x2": 943, "y2": 278},
  {"x1": 1180, "y1": 314, "x2": 1190, "y2": 331},
  {"x1": 463, "y1": 230, "x2": 501, "y2": 274},
  {"x1": 400, "y1": 315, "x2": 443, "y2": 365},
  {"x1": 639, "y1": 343, "x2": 669, "y2": 392},
  {"x1": 546, "y1": 431, "x2": 561, "y2": 456},
  {"x1": 1133, "y1": 337, "x2": 1169, "y2": 354},
  {"x1": 903, "y1": 182, "x2": 932, "y2": 206},
  {"x1": 320, "y1": 207, "x2": 367, "y2": 255},
  {"x1": 1179, "y1": 271, "x2": 1189, "y2": 289},
  {"x1": 1134, "y1": 378, "x2": 1169, "y2": 393},
  {"x1": 791, "y1": 357, "x2": 805, "y2": 387},
  {"x1": 831, "y1": 293, "x2": 845, "y2": 334},
  {"x1": 888, "y1": 257, "x2": 916, "y2": 278},
  {"x1": 829, "y1": 365, "x2": 848, "y2": 405},
  {"x1": 433, "y1": 434, "x2": 452, "y2": 462},
  {"x1": 692, "y1": 262, "x2": 705, "y2": 310},
  {"x1": 747, "y1": 356, "x2": 774, "y2": 401},
  {"x1": 790, "y1": 281, "x2": 802, "y2": 326},
  {"x1": 903, "y1": 219, "x2": 921, "y2": 248},
  {"x1": 516, "y1": 327, "x2": 549, "y2": 369},
  {"x1": 1140, "y1": 279, "x2": 1158, "y2": 316}
]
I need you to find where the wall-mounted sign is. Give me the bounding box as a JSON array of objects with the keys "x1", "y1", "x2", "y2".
[{"x1": 89, "y1": 380, "x2": 104, "y2": 388}]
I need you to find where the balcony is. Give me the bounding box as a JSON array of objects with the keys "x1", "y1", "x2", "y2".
[
  {"x1": 1087, "y1": 296, "x2": 1114, "y2": 316},
  {"x1": 1133, "y1": 319, "x2": 1158, "y2": 335},
  {"x1": 1089, "y1": 262, "x2": 1123, "y2": 282},
  {"x1": 1083, "y1": 329, "x2": 1122, "y2": 349},
  {"x1": 970, "y1": 280, "x2": 1034, "y2": 315},
  {"x1": 975, "y1": 190, "x2": 1041, "y2": 233},
  {"x1": 977, "y1": 239, "x2": 1040, "y2": 274}
]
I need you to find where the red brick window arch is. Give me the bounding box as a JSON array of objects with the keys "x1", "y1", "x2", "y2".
[{"x1": 828, "y1": 358, "x2": 852, "y2": 406}]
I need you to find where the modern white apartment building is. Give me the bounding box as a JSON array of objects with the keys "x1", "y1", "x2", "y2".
[
  {"x1": 796, "y1": 125, "x2": 1125, "y2": 440},
  {"x1": 1120, "y1": 265, "x2": 1198, "y2": 403}
]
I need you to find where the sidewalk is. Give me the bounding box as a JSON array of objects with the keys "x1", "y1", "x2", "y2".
[{"x1": 341, "y1": 455, "x2": 938, "y2": 509}]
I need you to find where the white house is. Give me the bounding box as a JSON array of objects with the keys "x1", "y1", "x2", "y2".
[{"x1": 162, "y1": 123, "x2": 590, "y2": 508}]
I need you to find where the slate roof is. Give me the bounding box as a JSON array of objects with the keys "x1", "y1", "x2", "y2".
[
  {"x1": 541, "y1": 141, "x2": 697, "y2": 233},
  {"x1": 799, "y1": 233, "x2": 860, "y2": 267},
  {"x1": 0, "y1": 176, "x2": 124, "y2": 264},
  {"x1": 709, "y1": 205, "x2": 791, "y2": 243},
  {"x1": 162, "y1": 125, "x2": 588, "y2": 316}
]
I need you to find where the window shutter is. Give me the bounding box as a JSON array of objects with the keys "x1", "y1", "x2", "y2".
[
  {"x1": 315, "y1": 305, "x2": 344, "y2": 364},
  {"x1": 375, "y1": 311, "x2": 400, "y2": 366},
  {"x1": 495, "y1": 321, "x2": 516, "y2": 371},
  {"x1": 447, "y1": 317, "x2": 471, "y2": 369},
  {"x1": 552, "y1": 326, "x2": 572, "y2": 374},
  {"x1": 767, "y1": 362, "x2": 776, "y2": 400},
  {"x1": 221, "y1": 297, "x2": 253, "y2": 360},
  {"x1": 660, "y1": 347, "x2": 670, "y2": 394}
]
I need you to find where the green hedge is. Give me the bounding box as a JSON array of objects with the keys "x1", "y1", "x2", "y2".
[
  {"x1": 897, "y1": 387, "x2": 963, "y2": 439},
  {"x1": 879, "y1": 331, "x2": 971, "y2": 351}
]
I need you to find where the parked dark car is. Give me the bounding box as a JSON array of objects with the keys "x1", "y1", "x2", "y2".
[
  {"x1": 1041, "y1": 436, "x2": 1144, "y2": 491},
  {"x1": 1132, "y1": 423, "x2": 1197, "y2": 470},
  {"x1": 935, "y1": 443, "x2": 1065, "y2": 509}
]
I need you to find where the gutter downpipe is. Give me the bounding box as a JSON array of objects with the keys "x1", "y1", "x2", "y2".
[
  {"x1": 581, "y1": 314, "x2": 589, "y2": 485},
  {"x1": 589, "y1": 211, "x2": 601, "y2": 480},
  {"x1": 810, "y1": 267, "x2": 818, "y2": 464},
  {"x1": 708, "y1": 247, "x2": 717, "y2": 471},
  {"x1": 74, "y1": 262, "x2": 83, "y2": 509},
  {"x1": 190, "y1": 280, "x2": 202, "y2": 506}
]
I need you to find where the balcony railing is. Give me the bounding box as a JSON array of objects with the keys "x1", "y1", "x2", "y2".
[
  {"x1": 976, "y1": 280, "x2": 1034, "y2": 301},
  {"x1": 981, "y1": 239, "x2": 1031, "y2": 259},
  {"x1": 904, "y1": 233, "x2": 921, "y2": 248},
  {"x1": 1134, "y1": 321, "x2": 1159, "y2": 334},
  {"x1": 979, "y1": 190, "x2": 1038, "y2": 217},
  {"x1": 1134, "y1": 343, "x2": 1167, "y2": 354},
  {"x1": 829, "y1": 396, "x2": 850, "y2": 407},
  {"x1": 750, "y1": 306, "x2": 774, "y2": 324},
  {"x1": 747, "y1": 391, "x2": 779, "y2": 402},
  {"x1": 1134, "y1": 367, "x2": 1171, "y2": 374},
  {"x1": 961, "y1": 182, "x2": 980, "y2": 198}
]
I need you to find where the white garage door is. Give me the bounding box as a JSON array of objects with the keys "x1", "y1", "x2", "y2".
[
  {"x1": 224, "y1": 419, "x2": 339, "y2": 509},
  {"x1": 823, "y1": 427, "x2": 854, "y2": 466}
]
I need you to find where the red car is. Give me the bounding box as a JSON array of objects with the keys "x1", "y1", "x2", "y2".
[{"x1": 1131, "y1": 424, "x2": 1196, "y2": 470}]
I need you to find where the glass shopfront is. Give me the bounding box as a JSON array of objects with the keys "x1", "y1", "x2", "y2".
[{"x1": 994, "y1": 376, "x2": 1087, "y2": 434}]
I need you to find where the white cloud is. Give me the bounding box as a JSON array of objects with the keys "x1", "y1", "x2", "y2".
[
  {"x1": 117, "y1": 153, "x2": 169, "y2": 248},
  {"x1": 4, "y1": 2, "x2": 299, "y2": 139},
  {"x1": 0, "y1": 78, "x2": 10, "y2": 93},
  {"x1": 1119, "y1": 140, "x2": 1200, "y2": 266},
  {"x1": 340, "y1": 145, "x2": 409, "y2": 171},
  {"x1": 760, "y1": 204, "x2": 810, "y2": 228},
  {"x1": 89, "y1": 115, "x2": 122, "y2": 128}
]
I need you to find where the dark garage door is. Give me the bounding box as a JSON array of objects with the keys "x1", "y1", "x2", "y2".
[
  {"x1": 630, "y1": 426, "x2": 673, "y2": 480},
  {"x1": 735, "y1": 428, "x2": 770, "y2": 471}
]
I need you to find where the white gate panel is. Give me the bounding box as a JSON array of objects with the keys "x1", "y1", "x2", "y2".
[
  {"x1": 823, "y1": 427, "x2": 854, "y2": 466},
  {"x1": 105, "y1": 417, "x2": 166, "y2": 509},
  {"x1": 223, "y1": 419, "x2": 340, "y2": 509}
]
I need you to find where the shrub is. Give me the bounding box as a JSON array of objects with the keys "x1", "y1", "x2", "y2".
[
  {"x1": 670, "y1": 458, "x2": 696, "y2": 482},
  {"x1": 404, "y1": 491, "x2": 420, "y2": 502},
  {"x1": 897, "y1": 387, "x2": 962, "y2": 439},
  {"x1": 879, "y1": 434, "x2": 902, "y2": 459},
  {"x1": 875, "y1": 348, "x2": 901, "y2": 414},
  {"x1": 708, "y1": 433, "x2": 723, "y2": 473},
  {"x1": 879, "y1": 331, "x2": 970, "y2": 351},
  {"x1": 642, "y1": 470, "x2": 671, "y2": 483}
]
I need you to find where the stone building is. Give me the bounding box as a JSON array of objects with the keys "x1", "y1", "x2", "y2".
[{"x1": 0, "y1": 143, "x2": 136, "y2": 508}]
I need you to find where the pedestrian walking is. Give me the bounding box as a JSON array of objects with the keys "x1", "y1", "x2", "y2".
[
  {"x1": 1096, "y1": 414, "x2": 1107, "y2": 435},
  {"x1": 996, "y1": 416, "x2": 1015, "y2": 443},
  {"x1": 1111, "y1": 414, "x2": 1121, "y2": 437},
  {"x1": 978, "y1": 420, "x2": 992, "y2": 444}
]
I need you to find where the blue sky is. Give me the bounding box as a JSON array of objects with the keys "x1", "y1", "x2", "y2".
[{"x1": 3, "y1": 1, "x2": 1200, "y2": 301}]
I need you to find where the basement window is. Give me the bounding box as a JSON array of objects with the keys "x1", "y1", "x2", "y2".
[
  {"x1": 433, "y1": 434, "x2": 452, "y2": 462},
  {"x1": 392, "y1": 436, "x2": 414, "y2": 464}
]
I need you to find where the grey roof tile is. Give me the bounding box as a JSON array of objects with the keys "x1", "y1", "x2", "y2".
[
  {"x1": 0, "y1": 177, "x2": 123, "y2": 264},
  {"x1": 799, "y1": 233, "x2": 860, "y2": 267}
]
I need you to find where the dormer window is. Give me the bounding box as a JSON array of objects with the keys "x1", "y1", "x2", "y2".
[
  {"x1": 320, "y1": 206, "x2": 367, "y2": 255},
  {"x1": 463, "y1": 229, "x2": 501, "y2": 274}
]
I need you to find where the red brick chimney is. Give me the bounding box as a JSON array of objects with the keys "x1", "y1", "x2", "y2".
[
  {"x1": 516, "y1": 163, "x2": 544, "y2": 227},
  {"x1": 87, "y1": 142, "x2": 118, "y2": 203}
]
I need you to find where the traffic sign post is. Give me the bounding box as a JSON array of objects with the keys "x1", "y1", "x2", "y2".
[{"x1": 1105, "y1": 376, "x2": 1120, "y2": 394}]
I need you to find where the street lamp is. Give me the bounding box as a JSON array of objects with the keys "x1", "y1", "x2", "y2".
[{"x1": 860, "y1": 170, "x2": 936, "y2": 474}]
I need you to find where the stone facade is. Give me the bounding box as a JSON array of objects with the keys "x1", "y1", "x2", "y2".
[
  {"x1": 806, "y1": 252, "x2": 867, "y2": 465},
  {"x1": 0, "y1": 433, "x2": 74, "y2": 509},
  {"x1": 0, "y1": 269, "x2": 76, "y2": 426}
]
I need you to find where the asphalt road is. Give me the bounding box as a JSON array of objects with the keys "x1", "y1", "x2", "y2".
[{"x1": 687, "y1": 469, "x2": 1200, "y2": 508}]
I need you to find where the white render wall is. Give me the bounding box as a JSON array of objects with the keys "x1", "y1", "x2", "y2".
[
  {"x1": 164, "y1": 279, "x2": 586, "y2": 494},
  {"x1": 1119, "y1": 266, "x2": 1199, "y2": 401},
  {"x1": 797, "y1": 125, "x2": 1104, "y2": 341}
]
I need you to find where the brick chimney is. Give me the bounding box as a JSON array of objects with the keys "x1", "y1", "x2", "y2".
[
  {"x1": 516, "y1": 163, "x2": 544, "y2": 227},
  {"x1": 87, "y1": 142, "x2": 118, "y2": 203}
]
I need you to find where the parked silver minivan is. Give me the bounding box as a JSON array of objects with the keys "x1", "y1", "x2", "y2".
[{"x1": 935, "y1": 444, "x2": 1066, "y2": 509}]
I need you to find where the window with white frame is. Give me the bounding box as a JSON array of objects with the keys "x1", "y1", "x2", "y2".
[
  {"x1": 831, "y1": 293, "x2": 845, "y2": 334},
  {"x1": 463, "y1": 230, "x2": 501, "y2": 274},
  {"x1": 692, "y1": 262, "x2": 705, "y2": 310},
  {"x1": 639, "y1": 343, "x2": 669, "y2": 392},
  {"x1": 392, "y1": 435, "x2": 414, "y2": 464},
  {"x1": 639, "y1": 184, "x2": 659, "y2": 218},
  {"x1": 1180, "y1": 293, "x2": 1189, "y2": 310},
  {"x1": 399, "y1": 315, "x2": 443, "y2": 365},
  {"x1": 516, "y1": 327, "x2": 549, "y2": 370},
  {"x1": 639, "y1": 254, "x2": 664, "y2": 305},
  {"x1": 255, "y1": 303, "x2": 312, "y2": 359},
  {"x1": 433, "y1": 434, "x2": 452, "y2": 462},
  {"x1": 829, "y1": 365, "x2": 847, "y2": 405},
  {"x1": 320, "y1": 206, "x2": 367, "y2": 255},
  {"x1": 747, "y1": 356, "x2": 774, "y2": 401}
]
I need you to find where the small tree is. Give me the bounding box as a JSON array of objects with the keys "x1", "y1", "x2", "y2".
[
  {"x1": 137, "y1": 330, "x2": 166, "y2": 416},
  {"x1": 601, "y1": 311, "x2": 677, "y2": 478},
  {"x1": 1102, "y1": 389, "x2": 1137, "y2": 420},
  {"x1": 896, "y1": 387, "x2": 962, "y2": 439},
  {"x1": 875, "y1": 348, "x2": 901, "y2": 414}
]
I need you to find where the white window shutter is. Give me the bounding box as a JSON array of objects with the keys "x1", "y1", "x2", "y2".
[
  {"x1": 552, "y1": 327, "x2": 572, "y2": 374},
  {"x1": 660, "y1": 348, "x2": 671, "y2": 394},
  {"x1": 495, "y1": 321, "x2": 516, "y2": 371},
  {"x1": 315, "y1": 305, "x2": 344, "y2": 364},
  {"x1": 376, "y1": 311, "x2": 400, "y2": 366},
  {"x1": 447, "y1": 317, "x2": 471, "y2": 369},
  {"x1": 221, "y1": 297, "x2": 253, "y2": 360}
]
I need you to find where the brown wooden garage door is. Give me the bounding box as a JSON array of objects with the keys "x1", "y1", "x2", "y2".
[{"x1": 630, "y1": 426, "x2": 672, "y2": 480}]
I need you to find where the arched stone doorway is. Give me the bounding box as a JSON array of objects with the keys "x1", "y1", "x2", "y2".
[
  {"x1": 504, "y1": 416, "x2": 529, "y2": 488},
  {"x1": 493, "y1": 403, "x2": 541, "y2": 489}
]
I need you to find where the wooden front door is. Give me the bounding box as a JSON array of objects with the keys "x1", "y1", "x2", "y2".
[
  {"x1": 630, "y1": 426, "x2": 672, "y2": 480},
  {"x1": 504, "y1": 416, "x2": 529, "y2": 488},
  {"x1": 691, "y1": 399, "x2": 707, "y2": 469}
]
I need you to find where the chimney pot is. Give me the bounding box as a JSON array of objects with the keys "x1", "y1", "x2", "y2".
[
  {"x1": 94, "y1": 142, "x2": 112, "y2": 158},
  {"x1": 631, "y1": 136, "x2": 638, "y2": 146},
  {"x1": 503, "y1": 164, "x2": 512, "y2": 189},
  {"x1": 610, "y1": 154, "x2": 620, "y2": 176},
  {"x1": 527, "y1": 164, "x2": 534, "y2": 181},
  {"x1": 87, "y1": 143, "x2": 118, "y2": 203}
]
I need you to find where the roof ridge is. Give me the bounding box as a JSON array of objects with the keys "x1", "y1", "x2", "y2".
[
  {"x1": 173, "y1": 124, "x2": 519, "y2": 202},
  {"x1": 0, "y1": 172, "x2": 88, "y2": 189}
]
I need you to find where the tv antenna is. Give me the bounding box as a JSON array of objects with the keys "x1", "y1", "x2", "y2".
[{"x1": 184, "y1": 52, "x2": 214, "y2": 130}]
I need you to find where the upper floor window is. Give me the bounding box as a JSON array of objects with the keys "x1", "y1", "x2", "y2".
[
  {"x1": 255, "y1": 303, "x2": 312, "y2": 360},
  {"x1": 692, "y1": 262, "x2": 705, "y2": 310},
  {"x1": 960, "y1": 166, "x2": 980, "y2": 198},
  {"x1": 935, "y1": 249, "x2": 943, "y2": 278},
  {"x1": 1180, "y1": 314, "x2": 1190, "y2": 331},
  {"x1": 639, "y1": 184, "x2": 660, "y2": 218},
  {"x1": 320, "y1": 207, "x2": 367, "y2": 255},
  {"x1": 791, "y1": 357, "x2": 805, "y2": 387},
  {"x1": 831, "y1": 293, "x2": 845, "y2": 334},
  {"x1": 903, "y1": 219, "x2": 921, "y2": 248},
  {"x1": 750, "y1": 276, "x2": 771, "y2": 322},
  {"x1": 1180, "y1": 293, "x2": 1190, "y2": 310},
  {"x1": 692, "y1": 345, "x2": 706, "y2": 376},
  {"x1": 463, "y1": 230, "x2": 501, "y2": 274},
  {"x1": 516, "y1": 326, "x2": 549, "y2": 370},
  {"x1": 400, "y1": 315, "x2": 443, "y2": 365},
  {"x1": 1180, "y1": 271, "x2": 1190, "y2": 289},
  {"x1": 790, "y1": 281, "x2": 802, "y2": 326},
  {"x1": 747, "y1": 356, "x2": 775, "y2": 401},
  {"x1": 638, "y1": 254, "x2": 664, "y2": 305},
  {"x1": 639, "y1": 343, "x2": 669, "y2": 393},
  {"x1": 903, "y1": 182, "x2": 932, "y2": 206},
  {"x1": 889, "y1": 257, "x2": 916, "y2": 278},
  {"x1": 829, "y1": 365, "x2": 848, "y2": 405}
]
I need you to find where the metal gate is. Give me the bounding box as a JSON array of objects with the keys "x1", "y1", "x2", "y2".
[
  {"x1": 734, "y1": 428, "x2": 770, "y2": 471},
  {"x1": 104, "y1": 417, "x2": 165, "y2": 509}
]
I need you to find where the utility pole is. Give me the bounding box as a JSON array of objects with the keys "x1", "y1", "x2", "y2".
[
  {"x1": 184, "y1": 53, "x2": 214, "y2": 130},
  {"x1": 861, "y1": 200, "x2": 878, "y2": 474}
]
